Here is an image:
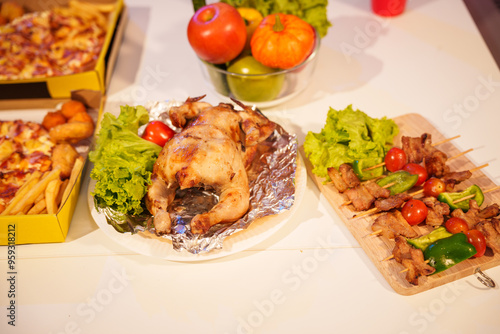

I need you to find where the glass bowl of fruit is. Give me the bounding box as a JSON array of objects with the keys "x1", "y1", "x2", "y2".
[
  {"x1": 198, "y1": 33, "x2": 320, "y2": 108},
  {"x1": 189, "y1": 3, "x2": 321, "y2": 108}
]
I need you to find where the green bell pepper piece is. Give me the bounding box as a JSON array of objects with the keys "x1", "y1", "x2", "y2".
[
  {"x1": 437, "y1": 184, "x2": 484, "y2": 212},
  {"x1": 407, "y1": 227, "x2": 453, "y2": 251},
  {"x1": 376, "y1": 170, "x2": 418, "y2": 196},
  {"x1": 352, "y1": 157, "x2": 385, "y2": 181},
  {"x1": 423, "y1": 233, "x2": 477, "y2": 274}
]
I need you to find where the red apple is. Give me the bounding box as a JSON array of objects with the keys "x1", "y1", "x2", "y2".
[{"x1": 187, "y1": 2, "x2": 247, "y2": 64}]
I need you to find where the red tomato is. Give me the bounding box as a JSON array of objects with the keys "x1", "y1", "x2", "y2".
[
  {"x1": 465, "y1": 229, "x2": 487, "y2": 257},
  {"x1": 423, "y1": 177, "x2": 446, "y2": 197},
  {"x1": 141, "y1": 121, "x2": 175, "y2": 147},
  {"x1": 445, "y1": 217, "x2": 469, "y2": 234},
  {"x1": 401, "y1": 199, "x2": 428, "y2": 226},
  {"x1": 403, "y1": 163, "x2": 428, "y2": 186},
  {"x1": 385, "y1": 147, "x2": 407, "y2": 172},
  {"x1": 187, "y1": 3, "x2": 246, "y2": 64}
]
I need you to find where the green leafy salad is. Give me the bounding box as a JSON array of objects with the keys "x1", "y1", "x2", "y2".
[
  {"x1": 89, "y1": 105, "x2": 162, "y2": 215},
  {"x1": 221, "y1": 0, "x2": 332, "y2": 38},
  {"x1": 304, "y1": 105, "x2": 399, "y2": 181}
]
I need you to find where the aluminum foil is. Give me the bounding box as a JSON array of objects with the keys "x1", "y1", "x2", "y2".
[{"x1": 95, "y1": 100, "x2": 298, "y2": 254}]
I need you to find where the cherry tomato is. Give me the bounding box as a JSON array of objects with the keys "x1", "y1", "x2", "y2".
[
  {"x1": 385, "y1": 147, "x2": 407, "y2": 172},
  {"x1": 187, "y1": 3, "x2": 247, "y2": 64},
  {"x1": 465, "y1": 229, "x2": 487, "y2": 257},
  {"x1": 401, "y1": 199, "x2": 428, "y2": 226},
  {"x1": 423, "y1": 177, "x2": 446, "y2": 197},
  {"x1": 445, "y1": 217, "x2": 469, "y2": 234},
  {"x1": 403, "y1": 163, "x2": 428, "y2": 186},
  {"x1": 141, "y1": 121, "x2": 175, "y2": 147}
]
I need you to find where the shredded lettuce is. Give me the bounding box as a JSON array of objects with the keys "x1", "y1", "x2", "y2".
[
  {"x1": 304, "y1": 105, "x2": 399, "y2": 181},
  {"x1": 89, "y1": 105, "x2": 162, "y2": 215},
  {"x1": 221, "y1": 0, "x2": 331, "y2": 38}
]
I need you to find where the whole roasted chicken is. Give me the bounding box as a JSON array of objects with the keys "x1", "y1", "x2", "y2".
[{"x1": 145, "y1": 96, "x2": 276, "y2": 235}]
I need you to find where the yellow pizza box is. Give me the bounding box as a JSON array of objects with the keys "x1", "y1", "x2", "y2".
[
  {"x1": 0, "y1": 0, "x2": 126, "y2": 100},
  {"x1": 0, "y1": 89, "x2": 103, "y2": 245}
]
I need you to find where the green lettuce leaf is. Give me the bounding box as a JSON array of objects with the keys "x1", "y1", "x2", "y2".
[
  {"x1": 221, "y1": 0, "x2": 331, "y2": 37},
  {"x1": 304, "y1": 105, "x2": 398, "y2": 181},
  {"x1": 89, "y1": 105, "x2": 162, "y2": 215}
]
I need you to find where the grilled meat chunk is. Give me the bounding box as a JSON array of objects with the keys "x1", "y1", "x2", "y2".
[
  {"x1": 424, "y1": 150, "x2": 449, "y2": 178},
  {"x1": 374, "y1": 193, "x2": 412, "y2": 212},
  {"x1": 441, "y1": 170, "x2": 472, "y2": 191},
  {"x1": 478, "y1": 203, "x2": 500, "y2": 220},
  {"x1": 371, "y1": 210, "x2": 418, "y2": 239},
  {"x1": 327, "y1": 167, "x2": 348, "y2": 193},
  {"x1": 401, "y1": 133, "x2": 432, "y2": 164},
  {"x1": 476, "y1": 218, "x2": 500, "y2": 254},
  {"x1": 402, "y1": 247, "x2": 436, "y2": 285},
  {"x1": 450, "y1": 200, "x2": 481, "y2": 230},
  {"x1": 345, "y1": 185, "x2": 375, "y2": 211},
  {"x1": 421, "y1": 196, "x2": 450, "y2": 226},
  {"x1": 364, "y1": 181, "x2": 391, "y2": 199},
  {"x1": 339, "y1": 163, "x2": 360, "y2": 188}
]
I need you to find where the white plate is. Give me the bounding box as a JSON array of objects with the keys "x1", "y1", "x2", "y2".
[{"x1": 88, "y1": 154, "x2": 307, "y2": 262}]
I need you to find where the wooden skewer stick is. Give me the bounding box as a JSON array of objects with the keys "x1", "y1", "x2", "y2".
[
  {"x1": 399, "y1": 260, "x2": 430, "y2": 273},
  {"x1": 369, "y1": 229, "x2": 383, "y2": 236},
  {"x1": 432, "y1": 135, "x2": 461, "y2": 146},
  {"x1": 340, "y1": 182, "x2": 396, "y2": 207},
  {"x1": 363, "y1": 135, "x2": 462, "y2": 172},
  {"x1": 382, "y1": 254, "x2": 395, "y2": 261},
  {"x1": 351, "y1": 206, "x2": 381, "y2": 219}
]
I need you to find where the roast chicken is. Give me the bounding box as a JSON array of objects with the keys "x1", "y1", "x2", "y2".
[{"x1": 145, "y1": 96, "x2": 276, "y2": 235}]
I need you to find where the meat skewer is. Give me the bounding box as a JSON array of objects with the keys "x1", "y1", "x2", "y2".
[
  {"x1": 357, "y1": 183, "x2": 498, "y2": 220},
  {"x1": 410, "y1": 163, "x2": 488, "y2": 197},
  {"x1": 351, "y1": 150, "x2": 477, "y2": 219},
  {"x1": 363, "y1": 134, "x2": 460, "y2": 171}
]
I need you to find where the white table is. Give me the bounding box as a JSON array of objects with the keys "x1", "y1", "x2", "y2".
[{"x1": 2, "y1": 0, "x2": 500, "y2": 333}]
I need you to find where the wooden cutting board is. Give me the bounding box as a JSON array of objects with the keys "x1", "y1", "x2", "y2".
[{"x1": 302, "y1": 113, "x2": 500, "y2": 295}]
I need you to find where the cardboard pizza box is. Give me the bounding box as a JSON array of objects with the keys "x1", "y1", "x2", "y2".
[
  {"x1": 0, "y1": 89, "x2": 103, "y2": 245},
  {"x1": 0, "y1": 0, "x2": 126, "y2": 100}
]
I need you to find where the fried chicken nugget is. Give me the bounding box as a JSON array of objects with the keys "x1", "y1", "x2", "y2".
[
  {"x1": 68, "y1": 111, "x2": 94, "y2": 126},
  {"x1": 49, "y1": 122, "x2": 94, "y2": 144},
  {"x1": 42, "y1": 111, "x2": 67, "y2": 130},
  {"x1": 51, "y1": 143, "x2": 80, "y2": 179},
  {"x1": 60, "y1": 100, "x2": 86, "y2": 119}
]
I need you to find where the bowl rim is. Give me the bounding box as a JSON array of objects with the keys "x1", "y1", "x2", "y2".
[{"x1": 201, "y1": 31, "x2": 321, "y2": 77}]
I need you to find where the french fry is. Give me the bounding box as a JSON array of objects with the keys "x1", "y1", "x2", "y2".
[
  {"x1": 7, "y1": 168, "x2": 61, "y2": 215},
  {"x1": 57, "y1": 179, "x2": 69, "y2": 209},
  {"x1": 46, "y1": 178, "x2": 62, "y2": 214},
  {"x1": 35, "y1": 191, "x2": 45, "y2": 204},
  {"x1": 27, "y1": 199, "x2": 46, "y2": 215},
  {"x1": 60, "y1": 157, "x2": 84, "y2": 207},
  {"x1": 1, "y1": 171, "x2": 42, "y2": 216}
]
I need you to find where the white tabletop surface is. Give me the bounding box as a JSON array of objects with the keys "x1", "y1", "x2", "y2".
[{"x1": 2, "y1": 0, "x2": 500, "y2": 333}]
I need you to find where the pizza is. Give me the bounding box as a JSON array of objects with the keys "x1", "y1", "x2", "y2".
[
  {"x1": 0, "y1": 1, "x2": 113, "y2": 80},
  {"x1": 0, "y1": 120, "x2": 54, "y2": 210}
]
